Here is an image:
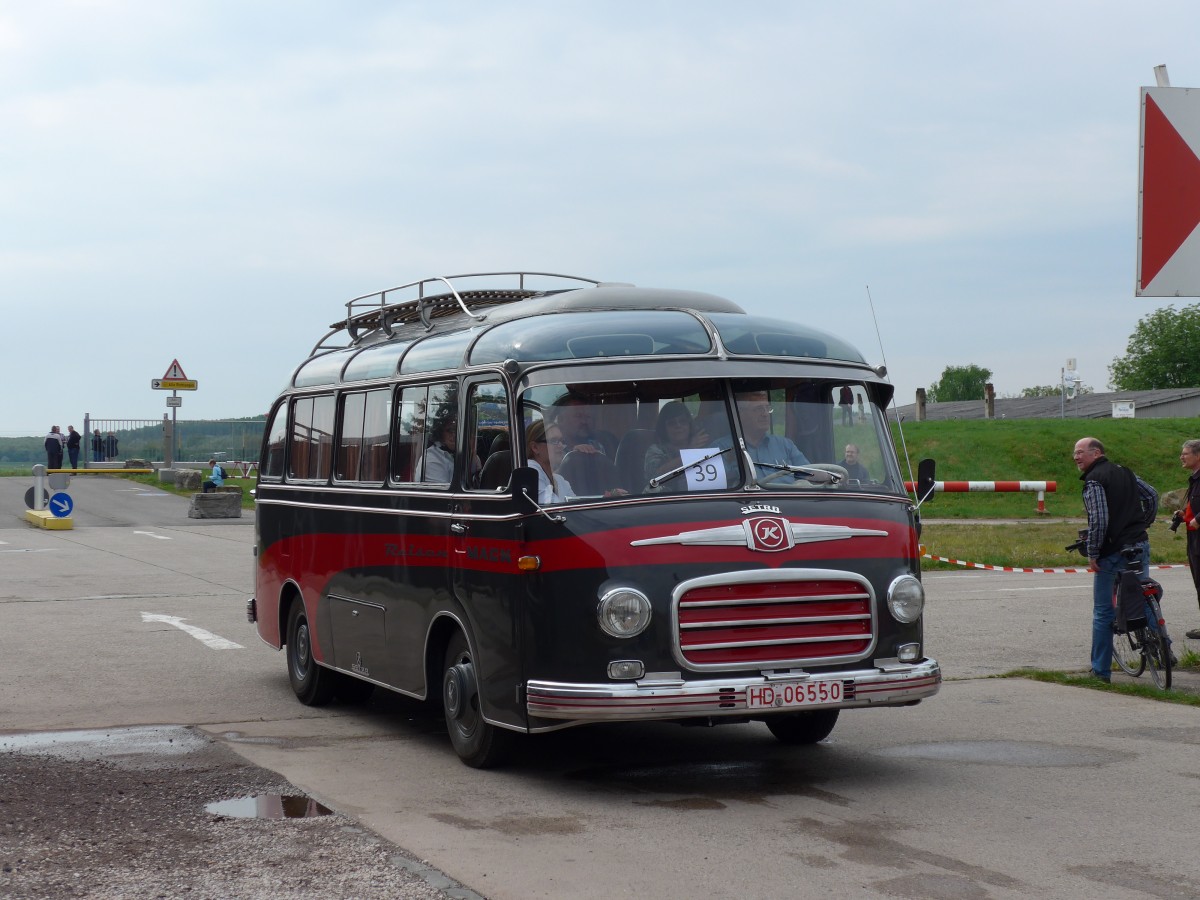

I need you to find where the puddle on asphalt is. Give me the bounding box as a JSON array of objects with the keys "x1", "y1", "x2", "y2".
[
  {"x1": 875, "y1": 740, "x2": 1122, "y2": 767},
  {"x1": 206, "y1": 794, "x2": 333, "y2": 819}
]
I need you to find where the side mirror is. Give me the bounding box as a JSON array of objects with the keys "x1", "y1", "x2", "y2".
[
  {"x1": 916, "y1": 458, "x2": 936, "y2": 504},
  {"x1": 510, "y1": 465, "x2": 539, "y2": 505}
]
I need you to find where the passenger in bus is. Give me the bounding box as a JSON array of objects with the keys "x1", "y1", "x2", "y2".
[
  {"x1": 526, "y1": 419, "x2": 576, "y2": 503},
  {"x1": 644, "y1": 401, "x2": 712, "y2": 480},
  {"x1": 726, "y1": 390, "x2": 809, "y2": 479},
  {"x1": 422, "y1": 414, "x2": 457, "y2": 484},
  {"x1": 551, "y1": 394, "x2": 612, "y2": 456},
  {"x1": 841, "y1": 443, "x2": 870, "y2": 481}
]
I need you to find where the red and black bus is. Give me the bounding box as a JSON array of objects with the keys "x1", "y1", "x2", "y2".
[{"x1": 248, "y1": 272, "x2": 940, "y2": 767}]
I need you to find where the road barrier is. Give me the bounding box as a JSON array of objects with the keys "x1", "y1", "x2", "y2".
[
  {"x1": 919, "y1": 546, "x2": 1187, "y2": 574},
  {"x1": 905, "y1": 480, "x2": 1057, "y2": 513}
]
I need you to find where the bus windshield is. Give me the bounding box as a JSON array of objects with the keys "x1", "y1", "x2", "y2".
[{"x1": 515, "y1": 377, "x2": 901, "y2": 500}]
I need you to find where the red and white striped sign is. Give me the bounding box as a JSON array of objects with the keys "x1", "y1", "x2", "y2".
[{"x1": 1137, "y1": 86, "x2": 1200, "y2": 296}]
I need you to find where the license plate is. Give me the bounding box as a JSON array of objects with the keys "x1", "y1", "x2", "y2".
[{"x1": 746, "y1": 680, "x2": 842, "y2": 710}]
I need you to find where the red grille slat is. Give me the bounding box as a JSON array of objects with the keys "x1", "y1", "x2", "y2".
[
  {"x1": 682, "y1": 580, "x2": 864, "y2": 602},
  {"x1": 678, "y1": 578, "x2": 874, "y2": 668},
  {"x1": 680, "y1": 600, "x2": 868, "y2": 625}
]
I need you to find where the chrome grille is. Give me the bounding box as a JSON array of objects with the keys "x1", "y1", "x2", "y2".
[{"x1": 676, "y1": 577, "x2": 873, "y2": 669}]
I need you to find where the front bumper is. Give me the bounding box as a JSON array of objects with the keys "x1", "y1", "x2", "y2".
[{"x1": 526, "y1": 658, "x2": 940, "y2": 725}]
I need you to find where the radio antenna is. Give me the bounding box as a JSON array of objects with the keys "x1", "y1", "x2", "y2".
[{"x1": 867, "y1": 285, "x2": 923, "y2": 508}]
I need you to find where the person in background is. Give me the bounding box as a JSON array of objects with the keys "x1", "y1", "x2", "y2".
[
  {"x1": 838, "y1": 385, "x2": 854, "y2": 426},
  {"x1": 1073, "y1": 436, "x2": 1157, "y2": 681},
  {"x1": 202, "y1": 458, "x2": 225, "y2": 493},
  {"x1": 65, "y1": 426, "x2": 81, "y2": 470},
  {"x1": 644, "y1": 401, "x2": 711, "y2": 481},
  {"x1": 840, "y1": 443, "x2": 870, "y2": 481},
  {"x1": 44, "y1": 426, "x2": 65, "y2": 469},
  {"x1": 1175, "y1": 439, "x2": 1200, "y2": 640},
  {"x1": 104, "y1": 431, "x2": 119, "y2": 461},
  {"x1": 91, "y1": 429, "x2": 105, "y2": 462},
  {"x1": 526, "y1": 419, "x2": 575, "y2": 503}
]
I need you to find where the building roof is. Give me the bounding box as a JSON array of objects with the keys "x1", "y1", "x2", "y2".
[{"x1": 891, "y1": 388, "x2": 1200, "y2": 421}]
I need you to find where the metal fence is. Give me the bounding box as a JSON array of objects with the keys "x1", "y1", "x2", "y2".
[{"x1": 82, "y1": 416, "x2": 266, "y2": 466}]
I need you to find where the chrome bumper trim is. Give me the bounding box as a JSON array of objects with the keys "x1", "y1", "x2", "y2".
[{"x1": 526, "y1": 659, "x2": 940, "y2": 722}]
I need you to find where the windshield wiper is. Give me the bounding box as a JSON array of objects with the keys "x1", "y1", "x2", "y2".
[
  {"x1": 648, "y1": 447, "x2": 733, "y2": 489},
  {"x1": 751, "y1": 461, "x2": 843, "y2": 485}
]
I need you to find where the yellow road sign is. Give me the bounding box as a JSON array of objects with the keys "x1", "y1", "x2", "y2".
[{"x1": 151, "y1": 379, "x2": 199, "y2": 390}]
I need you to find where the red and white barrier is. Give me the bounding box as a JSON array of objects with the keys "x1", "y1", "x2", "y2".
[{"x1": 905, "y1": 480, "x2": 1057, "y2": 513}]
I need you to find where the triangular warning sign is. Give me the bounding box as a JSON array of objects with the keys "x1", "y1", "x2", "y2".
[
  {"x1": 162, "y1": 359, "x2": 188, "y2": 380},
  {"x1": 1141, "y1": 94, "x2": 1200, "y2": 288}
]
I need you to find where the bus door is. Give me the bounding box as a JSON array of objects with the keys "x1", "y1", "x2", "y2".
[{"x1": 450, "y1": 377, "x2": 527, "y2": 726}]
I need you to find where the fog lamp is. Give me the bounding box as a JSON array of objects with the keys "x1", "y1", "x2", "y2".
[
  {"x1": 897, "y1": 643, "x2": 921, "y2": 662},
  {"x1": 608, "y1": 660, "x2": 645, "y2": 680}
]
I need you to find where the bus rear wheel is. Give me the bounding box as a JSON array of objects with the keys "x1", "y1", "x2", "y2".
[
  {"x1": 766, "y1": 709, "x2": 840, "y2": 745},
  {"x1": 286, "y1": 601, "x2": 335, "y2": 706},
  {"x1": 442, "y1": 631, "x2": 512, "y2": 768}
]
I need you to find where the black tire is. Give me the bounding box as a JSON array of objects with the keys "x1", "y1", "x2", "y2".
[
  {"x1": 765, "y1": 709, "x2": 840, "y2": 745},
  {"x1": 1112, "y1": 629, "x2": 1145, "y2": 677},
  {"x1": 1144, "y1": 627, "x2": 1172, "y2": 691},
  {"x1": 334, "y1": 673, "x2": 376, "y2": 704},
  {"x1": 286, "y1": 601, "x2": 335, "y2": 706},
  {"x1": 442, "y1": 631, "x2": 512, "y2": 768}
]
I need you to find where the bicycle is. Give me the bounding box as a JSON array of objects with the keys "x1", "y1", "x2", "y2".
[{"x1": 1065, "y1": 535, "x2": 1173, "y2": 689}]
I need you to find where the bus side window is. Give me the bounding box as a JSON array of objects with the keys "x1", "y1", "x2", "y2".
[
  {"x1": 393, "y1": 386, "x2": 430, "y2": 483},
  {"x1": 262, "y1": 403, "x2": 287, "y2": 479},
  {"x1": 288, "y1": 394, "x2": 335, "y2": 482},
  {"x1": 466, "y1": 380, "x2": 510, "y2": 491}
]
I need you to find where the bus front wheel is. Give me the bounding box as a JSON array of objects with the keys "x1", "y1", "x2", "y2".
[
  {"x1": 442, "y1": 631, "x2": 512, "y2": 768},
  {"x1": 765, "y1": 709, "x2": 839, "y2": 745},
  {"x1": 286, "y1": 601, "x2": 335, "y2": 706}
]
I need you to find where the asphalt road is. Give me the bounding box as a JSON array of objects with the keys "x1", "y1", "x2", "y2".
[{"x1": 2, "y1": 475, "x2": 1199, "y2": 899}]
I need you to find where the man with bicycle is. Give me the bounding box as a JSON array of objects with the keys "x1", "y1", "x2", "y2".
[
  {"x1": 1177, "y1": 439, "x2": 1200, "y2": 640},
  {"x1": 1073, "y1": 437, "x2": 1157, "y2": 681}
]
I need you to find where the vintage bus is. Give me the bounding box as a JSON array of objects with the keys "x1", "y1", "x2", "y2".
[{"x1": 248, "y1": 272, "x2": 940, "y2": 767}]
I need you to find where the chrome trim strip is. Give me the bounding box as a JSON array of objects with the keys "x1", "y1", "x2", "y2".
[
  {"x1": 681, "y1": 592, "x2": 870, "y2": 607},
  {"x1": 685, "y1": 634, "x2": 871, "y2": 650},
  {"x1": 526, "y1": 659, "x2": 940, "y2": 722},
  {"x1": 680, "y1": 613, "x2": 871, "y2": 629}
]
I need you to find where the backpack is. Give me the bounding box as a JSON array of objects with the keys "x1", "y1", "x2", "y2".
[{"x1": 1136, "y1": 475, "x2": 1158, "y2": 527}]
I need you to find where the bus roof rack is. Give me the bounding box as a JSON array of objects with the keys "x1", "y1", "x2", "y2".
[{"x1": 315, "y1": 272, "x2": 603, "y2": 352}]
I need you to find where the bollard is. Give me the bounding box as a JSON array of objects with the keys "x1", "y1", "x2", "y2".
[{"x1": 32, "y1": 464, "x2": 47, "y2": 511}]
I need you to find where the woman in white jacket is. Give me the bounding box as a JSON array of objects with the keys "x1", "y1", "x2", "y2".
[{"x1": 526, "y1": 419, "x2": 575, "y2": 503}]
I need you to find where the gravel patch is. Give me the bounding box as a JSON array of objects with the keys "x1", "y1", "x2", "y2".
[{"x1": 0, "y1": 727, "x2": 478, "y2": 899}]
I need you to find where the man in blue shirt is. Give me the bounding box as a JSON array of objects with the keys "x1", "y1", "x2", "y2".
[{"x1": 726, "y1": 391, "x2": 808, "y2": 480}]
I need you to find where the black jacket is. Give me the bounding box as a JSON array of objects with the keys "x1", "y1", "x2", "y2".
[{"x1": 1082, "y1": 456, "x2": 1147, "y2": 557}]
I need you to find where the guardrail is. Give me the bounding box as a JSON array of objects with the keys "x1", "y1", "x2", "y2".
[{"x1": 904, "y1": 480, "x2": 1057, "y2": 513}]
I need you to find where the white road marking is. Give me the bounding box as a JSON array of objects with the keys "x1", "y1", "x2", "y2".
[
  {"x1": 133, "y1": 531, "x2": 171, "y2": 540},
  {"x1": 140, "y1": 613, "x2": 244, "y2": 650},
  {"x1": 1, "y1": 549, "x2": 53, "y2": 553}
]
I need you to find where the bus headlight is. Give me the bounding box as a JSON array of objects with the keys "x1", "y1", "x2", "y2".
[
  {"x1": 887, "y1": 575, "x2": 925, "y2": 624},
  {"x1": 597, "y1": 588, "x2": 652, "y2": 638}
]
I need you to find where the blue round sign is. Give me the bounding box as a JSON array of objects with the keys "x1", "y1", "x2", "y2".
[{"x1": 49, "y1": 491, "x2": 74, "y2": 518}]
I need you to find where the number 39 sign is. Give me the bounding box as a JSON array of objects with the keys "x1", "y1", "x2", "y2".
[{"x1": 678, "y1": 447, "x2": 728, "y2": 491}]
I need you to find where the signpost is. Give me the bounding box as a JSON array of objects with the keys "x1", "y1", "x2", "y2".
[{"x1": 151, "y1": 359, "x2": 196, "y2": 466}]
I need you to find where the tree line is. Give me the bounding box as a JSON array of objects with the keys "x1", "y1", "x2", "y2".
[{"x1": 926, "y1": 303, "x2": 1200, "y2": 402}]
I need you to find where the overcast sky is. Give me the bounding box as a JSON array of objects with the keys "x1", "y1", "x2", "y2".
[{"x1": 3, "y1": 1, "x2": 1197, "y2": 437}]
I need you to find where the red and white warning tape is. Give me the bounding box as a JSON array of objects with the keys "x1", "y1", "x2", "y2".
[{"x1": 919, "y1": 547, "x2": 1187, "y2": 574}]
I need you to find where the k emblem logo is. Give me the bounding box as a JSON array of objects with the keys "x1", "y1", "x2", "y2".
[{"x1": 744, "y1": 516, "x2": 795, "y2": 552}]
